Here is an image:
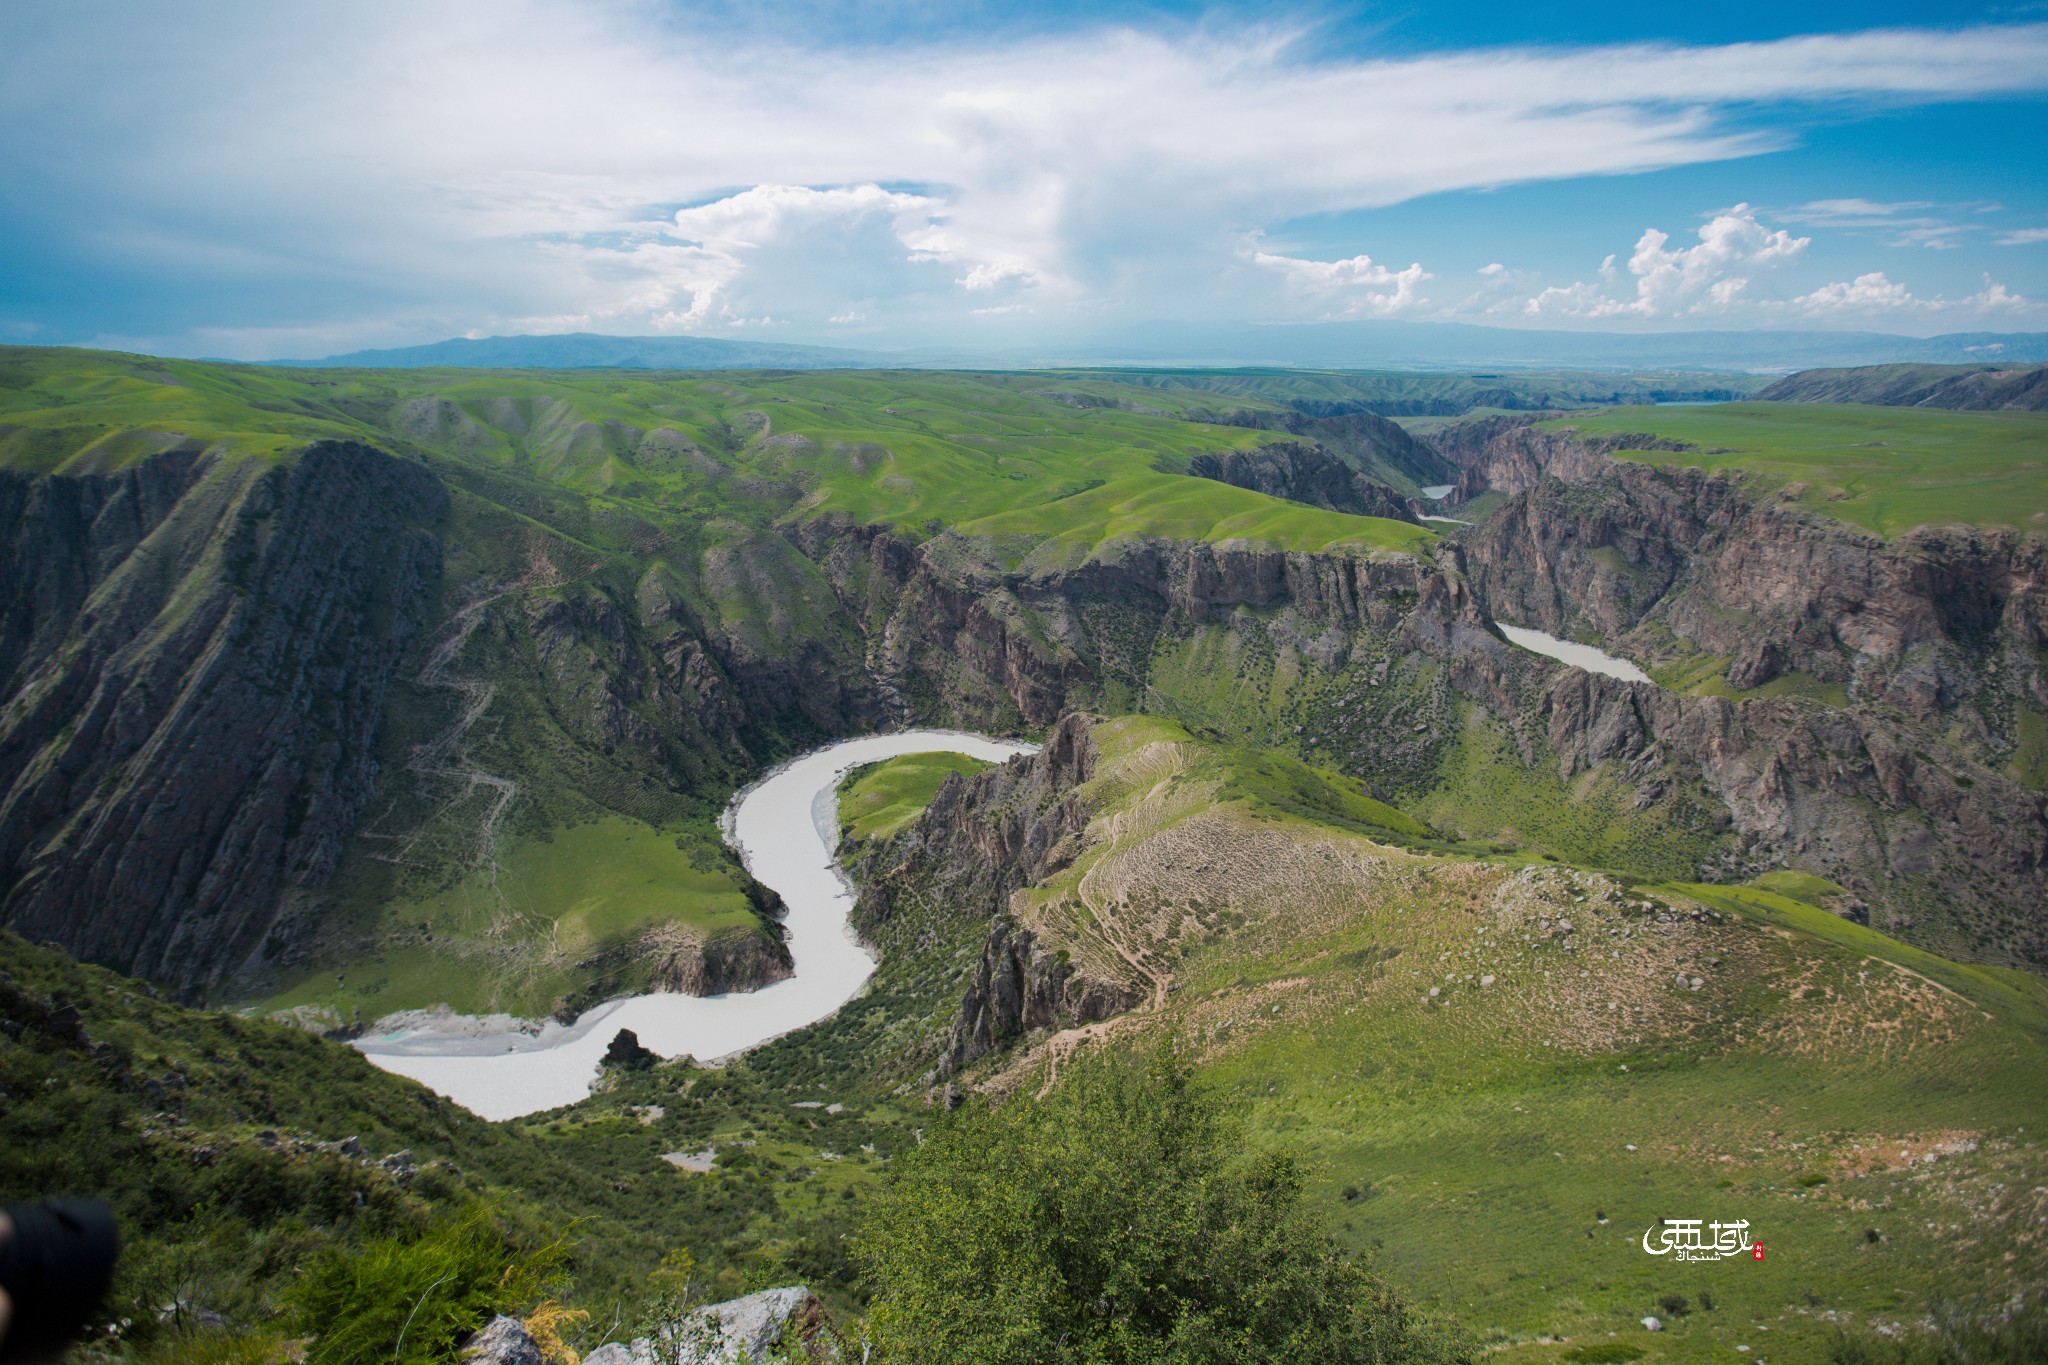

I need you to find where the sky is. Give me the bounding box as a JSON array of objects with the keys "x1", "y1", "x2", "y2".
[{"x1": 2, "y1": 0, "x2": 2046, "y2": 360}]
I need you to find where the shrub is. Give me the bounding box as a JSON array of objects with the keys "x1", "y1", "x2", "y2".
[
  {"x1": 284, "y1": 1205, "x2": 566, "y2": 1365},
  {"x1": 855, "y1": 1047, "x2": 1470, "y2": 1365}
]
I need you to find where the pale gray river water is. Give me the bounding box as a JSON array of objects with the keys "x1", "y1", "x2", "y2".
[{"x1": 358, "y1": 730, "x2": 1035, "y2": 1120}]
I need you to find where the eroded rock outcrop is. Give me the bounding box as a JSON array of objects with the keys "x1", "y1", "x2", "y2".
[
  {"x1": 1186, "y1": 443, "x2": 1420, "y2": 522},
  {"x1": 1447, "y1": 418, "x2": 2048, "y2": 728},
  {"x1": 839, "y1": 714, "x2": 1140, "y2": 1067},
  {"x1": 584, "y1": 1286, "x2": 831, "y2": 1365},
  {"x1": 0, "y1": 441, "x2": 445, "y2": 995}
]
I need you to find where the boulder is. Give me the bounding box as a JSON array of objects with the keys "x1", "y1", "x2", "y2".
[
  {"x1": 463, "y1": 1315, "x2": 546, "y2": 1365},
  {"x1": 582, "y1": 1286, "x2": 830, "y2": 1363}
]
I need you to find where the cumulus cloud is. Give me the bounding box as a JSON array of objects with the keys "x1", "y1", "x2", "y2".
[
  {"x1": 584, "y1": 184, "x2": 950, "y2": 329},
  {"x1": 1250, "y1": 247, "x2": 1431, "y2": 316},
  {"x1": 6, "y1": 5, "x2": 2048, "y2": 351},
  {"x1": 1527, "y1": 205, "x2": 1807, "y2": 318},
  {"x1": 1792, "y1": 273, "x2": 2027, "y2": 315}
]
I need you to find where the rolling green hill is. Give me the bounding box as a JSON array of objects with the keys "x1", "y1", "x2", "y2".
[
  {"x1": 901, "y1": 717, "x2": 2048, "y2": 1364},
  {"x1": 1756, "y1": 362, "x2": 2048, "y2": 411},
  {"x1": 0, "y1": 347, "x2": 1427, "y2": 556}
]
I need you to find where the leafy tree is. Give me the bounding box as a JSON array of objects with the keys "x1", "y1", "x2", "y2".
[{"x1": 854, "y1": 1048, "x2": 1469, "y2": 1364}]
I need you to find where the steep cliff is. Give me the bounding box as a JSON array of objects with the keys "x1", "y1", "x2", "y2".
[
  {"x1": 839, "y1": 714, "x2": 1140, "y2": 1069},
  {"x1": 1186, "y1": 443, "x2": 1420, "y2": 521},
  {"x1": 0, "y1": 442, "x2": 444, "y2": 995},
  {"x1": 808, "y1": 510, "x2": 2044, "y2": 969},
  {"x1": 1449, "y1": 418, "x2": 2048, "y2": 727},
  {"x1": 1194, "y1": 408, "x2": 1458, "y2": 491}
]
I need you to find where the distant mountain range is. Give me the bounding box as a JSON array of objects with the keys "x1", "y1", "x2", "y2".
[
  {"x1": 267, "y1": 323, "x2": 2048, "y2": 374},
  {"x1": 266, "y1": 331, "x2": 887, "y2": 370}
]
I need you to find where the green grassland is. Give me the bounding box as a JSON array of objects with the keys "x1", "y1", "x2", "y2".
[
  {"x1": 837, "y1": 753, "x2": 994, "y2": 844},
  {"x1": 954, "y1": 718, "x2": 2048, "y2": 1363},
  {"x1": 259, "y1": 817, "x2": 766, "y2": 1021},
  {"x1": 0, "y1": 347, "x2": 1429, "y2": 558},
  {"x1": 1542, "y1": 402, "x2": 2048, "y2": 537}
]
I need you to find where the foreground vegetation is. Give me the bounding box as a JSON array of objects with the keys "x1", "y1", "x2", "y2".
[{"x1": 858, "y1": 1048, "x2": 1469, "y2": 1365}]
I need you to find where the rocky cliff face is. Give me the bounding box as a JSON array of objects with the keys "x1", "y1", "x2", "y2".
[
  {"x1": 841, "y1": 714, "x2": 1140, "y2": 1068},
  {"x1": 809, "y1": 506, "x2": 2043, "y2": 969},
  {"x1": 1448, "y1": 419, "x2": 2048, "y2": 727},
  {"x1": 0, "y1": 442, "x2": 445, "y2": 995},
  {"x1": 1196, "y1": 409, "x2": 1458, "y2": 489},
  {"x1": 1186, "y1": 443, "x2": 1420, "y2": 521},
  {"x1": 801, "y1": 518, "x2": 1491, "y2": 733}
]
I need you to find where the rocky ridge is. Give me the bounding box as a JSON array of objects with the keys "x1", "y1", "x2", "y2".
[
  {"x1": 817, "y1": 514, "x2": 2043, "y2": 967},
  {"x1": 0, "y1": 442, "x2": 444, "y2": 995},
  {"x1": 1445, "y1": 416, "x2": 2048, "y2": 728}
]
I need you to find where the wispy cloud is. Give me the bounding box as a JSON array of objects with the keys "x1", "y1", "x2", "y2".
[{"x1": 6, "y1": 5, "x2": 2048, "y2": 351}]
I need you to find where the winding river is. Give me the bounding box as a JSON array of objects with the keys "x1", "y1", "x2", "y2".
[{"x1": 357, "y1": 730, "x2": 1037, "y2": 1121}]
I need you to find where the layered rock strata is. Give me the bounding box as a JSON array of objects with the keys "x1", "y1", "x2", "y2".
[{"x1": 0, "y1": 442, "x2": 444, "y2": 994}]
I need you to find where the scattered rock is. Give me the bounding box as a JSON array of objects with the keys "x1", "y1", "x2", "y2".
[
  {"x1": 1642, "y1": 1316, "x2": 1662, "y2": 1332},
  {"x1": 583, "y1": 1286, "x2": 830, "y2": 1364},
  {"x1": 464, "y1": 1315, "x2": 545, "y2": 1365},
  {"x1": 663, "y1": 1148, "x2": 717, "y2": 1174}
]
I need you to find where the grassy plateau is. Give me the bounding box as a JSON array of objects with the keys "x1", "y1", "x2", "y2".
[{"x1": 1541, "y1": 402, "x2": 2048, "y2": 537}]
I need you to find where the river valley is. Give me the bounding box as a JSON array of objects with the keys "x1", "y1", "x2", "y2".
[{"x1": 355, "y1": 730, "x2": 1035, "y2": 1119}]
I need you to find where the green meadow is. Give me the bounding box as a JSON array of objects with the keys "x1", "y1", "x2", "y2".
[
  {"x1": 0, "y1": 347, "x2": 1430, "y2": 559},
  {"x1": 1542, "y1": 402, "x2": 2048, "y2": 537},
  {"x1": 837, "y1": 752, "x2": 994, "y2": 843},
  {"x1": 260, "y1": 817, "x2": 763, "y2": 1021}
]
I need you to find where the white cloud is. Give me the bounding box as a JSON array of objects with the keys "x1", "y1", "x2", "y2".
[
  {"x1": 1251, "y1": 248, "x2": 1431, "y2": 316},
  {"x1": 1791, "y1": 272, "x2": 2026, "y2": 316},
  {"x1": 957, "y1": 260, "x2": 1038, "y2": 292},
  {"x1": 1789, "y1": 198, "x2": 1934, "y2": 223},
  {"x1": 1527, "y1": 204, "x2": 1808, "y2": 318},
  {"x1": 1794, "y1": 272, "x2": 1915, "y2": 311},
  {"x1": 1997, "y1": 228, "x2": 2048, "y2": 245},
  {"x1": 6, "y1": 5, "x2": 2048, "y2": 351}
]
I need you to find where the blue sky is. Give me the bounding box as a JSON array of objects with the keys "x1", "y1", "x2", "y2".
[{"x1": 2, "y1": 1, "x2": 2045, "y2": 359}]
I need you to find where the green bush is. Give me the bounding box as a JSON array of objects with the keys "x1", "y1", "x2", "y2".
[
  {"x1": 855, "y1": 1047, "x2": 1469, "y2": 1365},
  {"x1": 284, "y1": 1206, "x2": 565, "y2": 1365}
]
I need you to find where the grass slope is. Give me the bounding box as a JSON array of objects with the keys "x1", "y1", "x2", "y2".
[
  {"x1": 838, "y1": 753, "x2": 994, "y2": 844},
  {"x1": 260, "y1": 817, "x2": 764, "y2": 1021},
  {"x1": 1540, "y1": 403, "x2": 2048, "y2": 537},
  {"x1": 0, "y1": 347, "x2": 1429, "y2": 556},
  {"x1": 957, "y1": 718, "x2": 2048, "y2": 1363}
]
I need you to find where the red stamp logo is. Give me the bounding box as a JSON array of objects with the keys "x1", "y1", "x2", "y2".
[{"x1": 1752, "y1": 1241, "x2": 1766, "y2": 1261}]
